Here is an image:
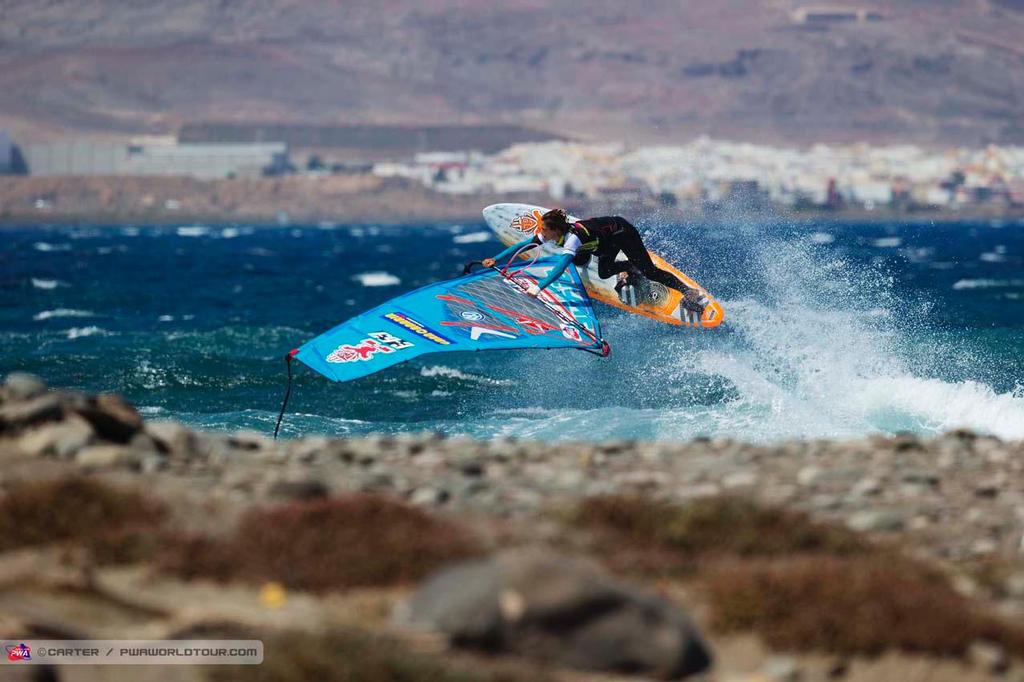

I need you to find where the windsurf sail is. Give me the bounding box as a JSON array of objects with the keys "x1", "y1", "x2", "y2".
[{"x1": 273, "y1": 256, "x2": 608, "y2": 436}]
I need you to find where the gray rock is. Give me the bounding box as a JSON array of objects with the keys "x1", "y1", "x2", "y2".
[
  {"x1": 967, "y1": 640, "x2": 1009, "y2": 674},
  {"x1": 287, "y1": 436, "x2": 332, "y2": 463},
  {"x1": 410, "y1": 486, "x2": 450, "y2": 506},
  {"x1": 762, "y1": 655, "x2": 802, "y2": 682},
  {"x1": 76, "y1": 444, "x2": 135, "y2": 470},
  {"x1": 395, "y1": 557, "x2": 505, "y2": 645},
  {"x1": 846, "y1": 509, "x2": 906, "y2": 533},
  {"x1": 73, "y1": 394, "x2": 143, "y2": 443},
  {"x1": 900, "y1": 469, "x2": 940, "y2": 487},
  {"x1": 0, "y1": 393, "x2": 64, "y2": 433},
  {"x1": 399, "y1": 551, "x2": 711, "y2": 678},
  {"x1": 227, "y1": 430, "x2": 270, "y2": 452},
  {"x1": 3, "y1": 372, "x2": 47, "y2": 401},
  {"x1": 145, "y1": 420, "x2": 198, "y2": 457},
  {"x1": 1005, "y1": 572, "x2": 1024, "y2": 599},
  {"x1": 722, "y1": 470, "x2": 758, "y2": 488},
  {"x1": 268, "y1": 478, "x2": 331, "y2": 500},
  {"x1": 849, "y1": 478, "x2": 882, "y2": 497},
  {"x1": 15, "y1": 414, "x2": 95, "y2": 458}
]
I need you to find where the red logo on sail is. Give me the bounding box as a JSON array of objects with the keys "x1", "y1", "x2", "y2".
[{"x1": 326, "y1": 339, "x2": 395, "y2": 363}]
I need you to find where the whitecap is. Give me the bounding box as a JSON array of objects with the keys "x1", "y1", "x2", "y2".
[
  {"x1": 872, "y1": 237, "x2": 902, "y2": 248},
  {"x1": 65, "y1": 326, "x2": 106, "y2": 339},
  {"x1": 176, "y1": 226, "x2": 210, "y2": 237},
  {"x1": 808, "y1": 232, "x2": 834, "y2": 244},
  {"x1": 419, "y1": 365, "x2": 513, "y2": 385},
  {"x1": 353, "y1": 271, "x2": 400, "y2": 287},
  {"x1": 220, "y1": 227, "x2": 240, "y2": 239},
  {"x1": 33, "y1": 308, "x2": 94, "y2": 321},
  {"x1": 849, "y1": 377, "x2": 1024, "y2": 441},
  {"x1": 158, "y1": 315, "x2": 174, "y2": 322},
  {"x1": 33, "y1": 242, "x2": 71, "y2": 252},
  {"x1": 453, "y1": 231, "x2": 492, "y2": 244},
  {"x1": 952, "y1": 279, "x2": 1024, "y2": 290},
  {"x1": 31, "y1": 278, "x2": 63, "y2": 290},
  {"x1": 980, "y1": 252, "x2": 1006, "y2": 263}
]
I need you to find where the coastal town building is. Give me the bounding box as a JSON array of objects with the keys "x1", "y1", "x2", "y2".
[
  {"x1": 23, "y1": 137, "x2": 290, "y2": 179},
  {"x1": 370, "y1": 137, "x2": 1024, "y2": 213}
]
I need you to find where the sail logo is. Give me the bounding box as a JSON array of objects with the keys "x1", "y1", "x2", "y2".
[
  {"x1": 383, "y1": 312, "x2": 452, "y2": 346},
  {"x1": 510, "y1": 210, "x2": 543, "y2": 233},
  {"x1": 6, "y1": 643, "x2": 31, "y2": 661},
  {"x1": 326, "y1": 339, "x2": 394, "y2": 363},
  {"x1": 368, "y1": 331, "x2": 413, "y2": 350}
]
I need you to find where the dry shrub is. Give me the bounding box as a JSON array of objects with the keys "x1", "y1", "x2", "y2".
[
  {"x1": 572, "y1": 495, "x2": 866, "y2": 575},
  {"x1": 203, "y1": 628, "x2": 555, "y2": 682},
  {"x1": 705, "y1": 555, "x2": 1024, "y2": 658},
  {"x1": 0, "y1": 477, "x2": 165, "y2": 563},
  {"x1": 161, "y1": 494, "x2": 482, "y2": 592}
]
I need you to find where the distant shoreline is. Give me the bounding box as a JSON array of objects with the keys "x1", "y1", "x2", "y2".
[{"x1": 1, "y1": 175, "x2": 1022, "y2": 227}]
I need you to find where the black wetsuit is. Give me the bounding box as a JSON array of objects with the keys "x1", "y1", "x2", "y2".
[{"x1": 570, "y1": 216, "x2": 696, "y2": 297}]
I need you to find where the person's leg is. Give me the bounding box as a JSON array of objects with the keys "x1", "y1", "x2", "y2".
[
  {"x1": 614, "y1": 226, "x2": 707, "y2": 313},
  {"x1": 615, "y1": 227, "x2": 684, "y2": 290},
  {"x1": 597, "y1": 251, "x2": 631, "y2": 280}
]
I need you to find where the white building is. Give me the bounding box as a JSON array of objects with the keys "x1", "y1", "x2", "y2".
[{"x1": 23, "y1": 139, "x2": 289, "y2": 179}]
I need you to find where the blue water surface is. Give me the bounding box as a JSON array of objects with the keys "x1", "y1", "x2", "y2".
[{"x1": 1, "y1": 218, "x2": 1022, "y2": 441}]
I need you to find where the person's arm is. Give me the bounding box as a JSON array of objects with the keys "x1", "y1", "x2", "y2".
[
  {"x1": 533, "y1": 253, "x2": 573, "y2": 291},
  {"x1": 489, "y1": 237, "x2": 538, "y2": 265}
]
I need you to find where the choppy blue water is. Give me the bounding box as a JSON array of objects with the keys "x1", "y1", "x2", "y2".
[{"x1": 2, "y1": 218, "x2": 1023, "y2": 442}]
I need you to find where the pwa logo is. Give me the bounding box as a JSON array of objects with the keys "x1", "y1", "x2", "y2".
[{"x1": 6, "y1": 643, "x2": 31, "y2": 661}]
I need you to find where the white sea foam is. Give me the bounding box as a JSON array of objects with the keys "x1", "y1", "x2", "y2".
[
  {"x1": 952, "y1": 279, "x2": 1024, "y2": 290},
  {"x1": 452, "y1": 231, "x2": 492, "y2": 244},
  {"x1": 31, "y1": 278, "x2": 63, "y2": 289},
  {"x1": 176, "y1": 226, "x2": 210, "y2": 237},
  {"x1": 419, "y1": 365, "x2": 513, "y2": 386},
  {"x1": 808, "y1": 232, "x2": 834, "y2": 244},
  {"x1": 33, "y1": 308, "x2": 94, "y2": 321},
  {"x1": 65, "y1": 326, "x2": 106, "y2": 340},
  {"x1": 872, "y1": 237, "x2": 902, "y2": 248},
  {"x1": 33, "y1": 242, "x2": 71, "y2": 252},
  {"x1": 353, "y1": 271, "x2": 400, "y2": 287}
]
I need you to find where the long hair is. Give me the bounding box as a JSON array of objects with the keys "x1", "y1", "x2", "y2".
[{"x1": 541, "y1": 208, "x2": 570, "y2": 234}]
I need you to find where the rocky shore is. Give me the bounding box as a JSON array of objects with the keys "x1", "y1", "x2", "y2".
[{"x1": 3, "y1": 372, "x2": 1024, "y2": 681}]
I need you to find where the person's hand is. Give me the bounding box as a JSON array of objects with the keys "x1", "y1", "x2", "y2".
[
  {"x1": 526, "y1": 283, "x2": 540, "y2": 297},
  {"x1": 482, "y1": 258, "x2": 496, "y2": 267}
]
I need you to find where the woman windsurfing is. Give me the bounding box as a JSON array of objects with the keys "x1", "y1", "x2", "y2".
[{"x1": 482, "y1": 209, "x2": 708, "y2": 314}]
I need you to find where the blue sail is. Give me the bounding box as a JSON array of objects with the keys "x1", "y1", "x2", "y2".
[{"x1": 293, "y1": 256, "x2": 606, "y2": 383}]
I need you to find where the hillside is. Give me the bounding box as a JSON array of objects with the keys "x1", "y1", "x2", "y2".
[{"x1": 1, "y1": 1, "x2": 1023, "y2": 147}]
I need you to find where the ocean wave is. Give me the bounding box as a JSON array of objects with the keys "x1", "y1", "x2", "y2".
[
  {"x1": 452, "y1": 231, "x2": 492, "y2": 244},
  {"x1": 952, "y1": 279, "x2": 1024, "y2": 290},
  {"x1": 33, "y1": 242, "x2": 71, "y2": 252},
  {"x1": 176, "y1": 226, "x2": 211, "y2": 237},
  {"x1": 65, "y1": 326, "x2": 108, "y2": 340},
  {"x1": 353, "y1": 271, "x2": 401, "y2": 287},
  {"x1": 31, "y1": 278, "x2": 64, "y2": 289},
  {"x1": 33, "y1": 308, "x2": 95, "y2": 321},
  {"x1": 849, "y1": 376, "x2": 1024, "y2": 441},
  {"x1": 419, "y1": 365, "x2": 514, "y2": 386},
  {"x1": 872, "y1": 237, "x2": 902, "y2": 248}
]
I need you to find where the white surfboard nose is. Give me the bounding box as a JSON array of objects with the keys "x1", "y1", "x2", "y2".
[{"x1": 482, "y1": 204, "x2": 503, "y2": 224}]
